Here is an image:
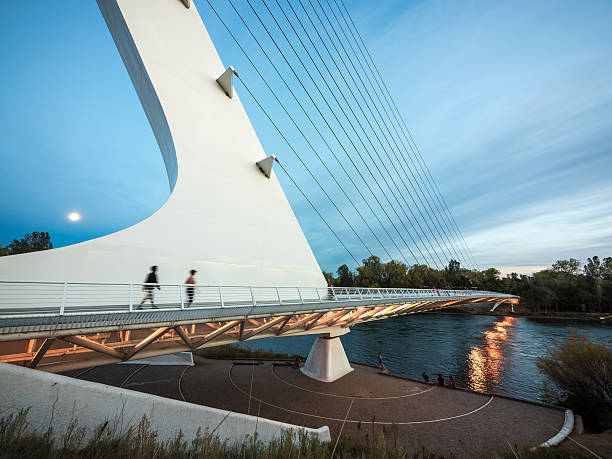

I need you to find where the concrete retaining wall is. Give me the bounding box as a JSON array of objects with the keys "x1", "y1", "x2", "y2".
[{"x1": 0, "y1": 362, "x2": 330, "y2": 445}]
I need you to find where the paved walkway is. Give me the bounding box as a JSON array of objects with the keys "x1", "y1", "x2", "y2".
[{"x1": 63, "y1": 360, "x2": 565, "y2": 457}]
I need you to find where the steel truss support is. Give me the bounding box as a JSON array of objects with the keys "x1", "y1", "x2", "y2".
[
  {"x1": 28, "y1": 338, "x2": 55, "y2": 369},
  {"x1": 62, "y1": 335, "x2": 124, "y2": 360},
  {"x1": 278, "y1": 313, "x2": 321, "y2": 334},
  {"x1": 173, "y1": 326, "x2": 192, "y2": 348},
  {"x1": 304, "y1": 312, "x2": 328, "y2": 331},
  {"x1": 241, "y1": 316, "x2": 289, "y2": 341},
  {"x1": 275, "y1": 315, "x2": 293, "y2": 335},
  {"x1": 125, "y1": 327, "x2": 170, "y2": 360},
  {"x1": 193, "y1": 320, "x2": 241, "y2": 348},
  {"x1": 320, "y1": 309, "x2": 354, "y2": 328}
]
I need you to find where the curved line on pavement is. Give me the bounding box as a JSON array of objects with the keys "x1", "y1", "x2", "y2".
[
  {"x1": 271, "y1": 365, "x2": 435, "y2": 400},
  {"x1": 228, "y1": 364, "x2": 494, "y2": 425}
]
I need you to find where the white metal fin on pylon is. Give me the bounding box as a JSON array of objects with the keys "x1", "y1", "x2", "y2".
[
  {"x1": 256, "y1": 155, "x2": 276, "y2": 179},
  {"x1": 216, "y1": 66, "x2": 236, "y2": 98}
]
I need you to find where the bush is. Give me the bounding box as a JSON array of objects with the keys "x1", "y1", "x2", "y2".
[
  {"x1": 193, "y1": 344, "x2": 298, "y2": 360},
  {"x1": 537, "y1": 331, "x2": 612, "y2": 430}
]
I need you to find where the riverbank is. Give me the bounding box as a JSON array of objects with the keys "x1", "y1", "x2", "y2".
[{"x1": 431, "y1": 307, "x2": 611, "y2": 321}]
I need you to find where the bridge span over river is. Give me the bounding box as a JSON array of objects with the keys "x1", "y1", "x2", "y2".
[{"x1": 0, "y1": 281, "x2": 517, "y2": 379}]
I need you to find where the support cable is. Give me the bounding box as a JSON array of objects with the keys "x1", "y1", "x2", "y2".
[
  {"x1": 274, "y1": 159, "x2": 360, "y2": 266},
  {"x1": 289, "y1": 0, "x2": 454, "y2": 268},
  {"x1": 235, "y1": 73, "x2": 369, "y2": 264},
  {"x1": 205, "y1": 0, "x2": 393, "y2": 262},
  {"x1": 336, "y1": 0, "x2": 479, "y2": 269},
  {"x1": 312, "y1": 0, "x2": 466, "y2": 268},
  {"x1": 276, "y1": 0, "x2": 446, "y2": 268},
  {"x1": 338, "y1": 0, "x2": 480, "y2": 270},
  {"x1": 223, "y1": 0, "x2": 417, "y2": 265},
  {"x1": 252, "y1": 0, "x2": 432, "y2": 267}
]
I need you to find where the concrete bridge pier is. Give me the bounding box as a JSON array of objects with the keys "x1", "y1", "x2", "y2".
[{"x1": 301, "y1": 328, "x2": 353, "y2": 382}]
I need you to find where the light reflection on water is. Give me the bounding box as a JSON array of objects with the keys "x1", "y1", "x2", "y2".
[
  {"x1": 466, "y1": 316, "x2": 517, "y2": 393},
  {"x1": 237, "y1": 314, "x2": 612, "y2": 403}
]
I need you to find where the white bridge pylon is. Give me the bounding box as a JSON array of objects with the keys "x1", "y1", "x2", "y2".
[{"x1": 0, "y1": 0, "x2": 325, "y2": 288}]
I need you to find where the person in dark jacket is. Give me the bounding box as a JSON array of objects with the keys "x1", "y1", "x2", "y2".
[
  {"x1": 138, "y1": 266, "x2": 160, "y2": 309},
  {"x1": 437, "y1": 374, "x2": 444, "y2": 386},
  {"x1": 422, "y1": 371, "x2": 429, "y2": 382}
]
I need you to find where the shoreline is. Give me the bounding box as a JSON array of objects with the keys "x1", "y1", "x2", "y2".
[{"x1": 429, "y1": 309, "x2": 611, "y2": 322}]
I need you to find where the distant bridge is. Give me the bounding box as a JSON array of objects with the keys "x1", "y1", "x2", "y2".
[{"x1": 0, "y1": 281, "x2": 517, "y2": 375}]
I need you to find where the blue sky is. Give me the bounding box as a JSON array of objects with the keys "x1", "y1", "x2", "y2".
[{"x1": 1, "y1": 0, "x2": 611, "y2": 275}]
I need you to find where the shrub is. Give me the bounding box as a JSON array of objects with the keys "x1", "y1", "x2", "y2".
[
  {"x1": 537, "y1": 331, "x2": 612, "y2": 430},
  {"x1": 193, "y1": 344, "x2": 299, "y2": 360}
]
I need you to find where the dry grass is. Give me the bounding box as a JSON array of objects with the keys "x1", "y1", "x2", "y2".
[{"x1": 0, "y1": 410, "x2": 585, "y2": 458}]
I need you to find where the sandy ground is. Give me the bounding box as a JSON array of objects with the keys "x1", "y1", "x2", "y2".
[{"x1": 60, "y1": 359, "x2": 583, "y2": 457}]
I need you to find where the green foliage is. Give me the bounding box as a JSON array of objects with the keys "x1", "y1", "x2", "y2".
[
  {"x1": 336, "y1": 264, "x2": 355, "y2": 287},
  {"x1": 537, "y1": 331, "x2": 612, "y2": 430},
  {"x1": 2, "y1": 231, "x2": 53, "y2": 256},
  {"x1": 552, "y1": 258, "x2": 581, "y2": 275},
  {"x1": 194, "y1": 344, "x2": 297, "y2": 360},
  {"x1": 327, "y1": 255, "x2": 612, "y2": 314}
]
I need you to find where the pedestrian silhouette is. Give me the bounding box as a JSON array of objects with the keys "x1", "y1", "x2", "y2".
[
  {"x1": 185, "y1": 269, "x2": 196, "y2": 307},
  {"x1": 138, "y1": 266, "x2": 160, "y2": 309}
]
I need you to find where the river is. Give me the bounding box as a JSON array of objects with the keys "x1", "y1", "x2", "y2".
[{"x1": 237, "y1": 313, "x2": 612, "y2": 403}]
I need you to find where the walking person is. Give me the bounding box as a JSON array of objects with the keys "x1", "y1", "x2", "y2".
[
  {"x1": 377, "y1": 352, "x2": 388, "y2": 373},
  {"x1": 448, "y1": 375, "x2": 456, "y2": 389},
  {"x1": 138, "y1": 266, "x2": 160, "y2": 309},
  {"x1": 185, "y1": 269, "x2": 197, "y2": 307},
  {"x1": 437, "y1": 374, "x2": 444, "y2": 386},
  {"x1": 422, "y1": 371, "x2": 429, "y2": 383}
]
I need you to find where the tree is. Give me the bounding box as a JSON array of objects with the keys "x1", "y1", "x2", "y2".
[
  {"x1": 537, "y1": 332, "x2": 612, "y2": 430},
  {"x1": 446, "y1": 259, "x2": 461, "y2": 272},
  {"x1": 355, "y1": 255, "x2": 386, "y2": 287},
  {"x1": 601, "y1": 257, "x2": 612, "y2": 281},
  {"x1": 0, "y1": 245, "x2": 8, "y2": 257},
  {"x1": 584, "y1": 256, "x2": 608, "y2": 278},
  {"x1": 5, "y1": 232, "x2": 53, "y2": 255},
  {"x1": 336, "y1": 264, "x2": 354, "y2": 287},
  {"x1": 552, "y1": 258, "x2": 581, "y2": 275},
  {"x1": 384, "y1": 260, "x2": 409, "y2": 287},
  {"x1": 407, "y1": 264, "x2": 444, "y2": 288}
]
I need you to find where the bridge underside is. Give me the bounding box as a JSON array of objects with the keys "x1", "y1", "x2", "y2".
[{"x1": 0, "y1": 297, "x2": 507, "y2": 372}]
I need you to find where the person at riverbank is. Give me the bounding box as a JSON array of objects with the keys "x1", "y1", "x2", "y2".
[
  {"x1": 292, "y1": 356, "x2": 301, "y2": 369},
  {"x1": 138, "y1": 266, "x2": 160, "y2": 309},
  {"x1": 437, "y1": 374, "x2": 444, "y2": 386},
  {"x1": 185, "y1": 269, "x2": 196, "y2": 307},
  {"x1": 422, "y1": 371, "x2": 429, "y2": 382},
  {"x1": 378, "y1": 352, "x2": 385, "y2": 370},
  {"x1": 448, "y1": 375, "x2": 456, "y2": 389}
]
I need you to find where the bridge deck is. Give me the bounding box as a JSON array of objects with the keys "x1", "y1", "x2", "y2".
[{"x1": 0, "y1": 283, "x2": 517, "y2": 371}]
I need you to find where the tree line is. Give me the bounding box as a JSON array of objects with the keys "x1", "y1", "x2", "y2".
[
  {"x1": 0, "y1": 232, "x2": 52, "y2": 256},
  {"x1": 323, "y1": 255, "x2": 612, "y2": 314}
]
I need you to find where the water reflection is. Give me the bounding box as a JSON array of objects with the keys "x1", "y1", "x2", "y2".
[{"x1": 466, "y1": 316, "x2": 517, "y2": 393}]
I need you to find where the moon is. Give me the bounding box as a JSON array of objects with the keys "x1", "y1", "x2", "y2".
[{"x1": 68, "y1": 212, "x2": 81, "y2": 222}]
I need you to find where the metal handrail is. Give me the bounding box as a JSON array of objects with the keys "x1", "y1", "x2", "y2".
[{"x1": 0, "y1": 280, "x2": 516, "y2": 320}]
